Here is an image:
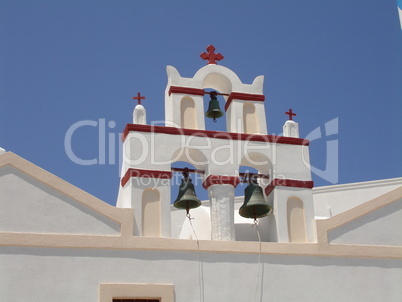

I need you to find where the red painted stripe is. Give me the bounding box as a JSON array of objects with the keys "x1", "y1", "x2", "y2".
[
  {"x1": 167, "y1": 86, "x2": 265, "y2": 111},
  {"x1": 168, "y1": 86, "x2": 205, "y2": 96},
  {"x1": 121, "y1": 168, "x2": 172, "y2": 187},
  {"x1": 202, "y1": 175, "x2": 241, "y2": 189},
  {"x1": 225, "y1": 92, "x2": 265, "y2": 111},
  {"x1": 122, "y1": 124, "x2": 309, "y2": 146},
  {"x1": 264, "y1": 178, "x2": 314, "y2": 196}
]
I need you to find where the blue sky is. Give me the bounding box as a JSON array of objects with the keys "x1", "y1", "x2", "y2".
[{"x1": 1, "y1": 0, "x2": 401, "y2": 205}]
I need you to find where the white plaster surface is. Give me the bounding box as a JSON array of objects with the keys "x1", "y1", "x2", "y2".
[
  {"x1": 166, "y1": 65, "x2": 264, "y2": 95},
  {"x1": 121, "y1": 131, "x2": 311, "y2": 179},
  {"x1": 164, "y1": 64, "x2": 267, "y2": 134},
  {"x1": 328, "y1": 198, "x2": 402, "y2": 246},
  {"x1": 119, "y1": 177, "x2": 171, "y2": 237},
  {"x1": 178, "y1": 206, "x2": 211, "y2": 240},
  {"x1": 272, "y1": 187, "x2": 316, "y2": 243},
  {"x1": 283, "y1": 120, "x2": 299, "y2": 138},
  {"x1": 313, "y1": 178, "x2": 402, "y2": 218},
  {"x1": 0, "y1": 166, "x2": 120, "y2": 235},
  {"x1": 133, "y1": 104, "x2": 146, "y2": 124},
  {"x1": 1, "y1": 246, "x2": 401, "y2": 302}
]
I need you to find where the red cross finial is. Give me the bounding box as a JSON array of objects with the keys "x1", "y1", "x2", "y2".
[
  {"x1": 285, "y1": 109, "x2": 296, "y2": 120},
  {"x1": 133, "y1": 92, "x2": 145, "y2": 105},
  {"x1": 200, "y1": 45, "x2": 224, "y2": 65}
]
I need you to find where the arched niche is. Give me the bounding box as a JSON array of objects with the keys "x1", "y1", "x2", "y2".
[
  {"x1": 287, "y1": 197, "x2": 307, "y2": 242},
  {"x1": 170, "y1": 160, "x2": 204, "y2": 210},
  {"x1": 180, "y1": 96, "x2": 197, "y2": 129},
  {"x1": 243, "y1": 103, "x2": 260, "y2": 134},
  {"x1": 142, "y1": 188, "x2": 161, "y2": 237}
]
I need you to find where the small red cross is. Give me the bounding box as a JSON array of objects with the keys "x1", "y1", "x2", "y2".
[
  {"x1": 200, "y1": 45, "x2": 224, "y2": 65},
  {"x1": 285, "y1": 109, "x2": 296, "y2": 120},
  {"x1": 133, "y1": 92, "x2": 145, "y2": 105}
]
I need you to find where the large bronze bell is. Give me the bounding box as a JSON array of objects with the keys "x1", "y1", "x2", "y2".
[
  {"x1": 205, "y1": 91, "x2": 224, "y2": 122},
  {"x1": 174, "y1": 170, "x2": 201, "y2": 214},
  {"x1": 239, "y1": 178, "x2": 272, "y2": 219}
]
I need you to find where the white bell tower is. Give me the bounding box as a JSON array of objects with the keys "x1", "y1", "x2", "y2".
[{"x1": 117, "y1": 45, "x2": 316, "y2": 243}]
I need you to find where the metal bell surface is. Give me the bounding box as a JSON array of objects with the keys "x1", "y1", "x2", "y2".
[
  {"x1": 205, "y1": 91, "x2": 224, "y2": 121},
  {"x1": 173, "y1": 178, "x2": 201, "y2": 212},
  {"x1": 239, "y1": 181, "x2": 272, "y2": 219}
]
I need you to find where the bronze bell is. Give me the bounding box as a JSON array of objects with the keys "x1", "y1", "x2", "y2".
[
  {"x1": 205, "y1": 91, "x2": 224, "y2": 122},
  {"x1": 174, "y1": 169, "x2": 201, "y2": 214},
  {"x1": 239, "y1": 177, "x2": 272, "y2": 219}
]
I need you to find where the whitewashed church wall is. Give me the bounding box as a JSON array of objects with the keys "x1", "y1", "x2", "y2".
[
  {"x1": 0, "y1": 166, "x2": 120, "y2": 235},
  {"x1": 313, "y1": 178, "x2": 402, "y2": 218},
  {"x1": 1, "y1": 246, "x2": 400, "y2": 302},
  {"x1": 328, "y1": 198, "x2": 402, "y2": 246}
]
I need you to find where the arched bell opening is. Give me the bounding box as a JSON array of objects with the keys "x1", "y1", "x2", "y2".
[
  {"x1": 243, "y1": 102, "x2": 260, "y2": 134},
  {"x1": 200, "y1": 71, "x2": 237, "y2": 133},
  {"x1": 234, "y1": 165, "x2": 271, "y2": 242},
  {"x1": 236, "y1": 166, "x2": 271, "y2": 218},
  {"x1": 287, "y1": 197, "x2": 307, "y2": 243},
  {"x1": 170, "y1": 161, "x2": 206, "y2": 207},
  {"x1": 239, "y1": 152, "x2": 272, "y2": 188},
  {"x1": 170, "y1": 160, "x2": 211, "y2": 241},
  {"x1": 142, "y1": 188, "x2": 161, "y2": 237},
  {"x1": 180, "y1": 96, "x2": 197, "y2": 129},
  {"x1": 235, "y1": 165, "x2": 259, "y2": 198},
  {"x1": 203, "y1": 88, "x2": 226, "y2": 131}
]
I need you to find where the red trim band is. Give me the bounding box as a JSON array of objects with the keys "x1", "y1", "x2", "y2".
[
  {"x1": 202, "y1": 175, "x2": 241, "y2": 189},
  {"x1": 168, "y1": 86, "x2": 205, "y2": 96},
  {"x1": 122, "y1": 124, "x2": 309, "y2": 146},
  {"x1": 121, "y1": 168, "x2": 173, "y2": 187},
  {"x1": 167, "y1": 86, "x2": 265, "y2": 111},
  {"x1": 225, "y1": 92, "x2": 265, "y2": 111},
  {"x1": 264, "y1": 178, "x2": 314, "y2": 196}
]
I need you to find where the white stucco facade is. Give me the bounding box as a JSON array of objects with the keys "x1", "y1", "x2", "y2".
[
  {"x1": 1, "y1": 148, "x2": 401, "y2": 302},
  {"x1": 2, "y1": 246, "x2": 401, "y2": 302},
  {"x1": 313, "y1": 177, "x2": 402, "y2": 217}
]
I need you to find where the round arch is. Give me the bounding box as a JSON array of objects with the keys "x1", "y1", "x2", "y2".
[
  {"x1": 240, "y1": 152, "x2": 272, "y2": 175},
  {"x1": 170, "y1": 147, "x2": 209, "y2": 171},
  {"x1": 194, "y1": 65, "x2": 243, "y2": 95}
]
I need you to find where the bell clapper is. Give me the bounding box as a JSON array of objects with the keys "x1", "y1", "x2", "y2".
[
  {"x1": 212, "y1": 108, "x2": 217, "y2": 122},
  {"x1": 185, "y1": 204, "x2": 194, "y2": 220}
]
